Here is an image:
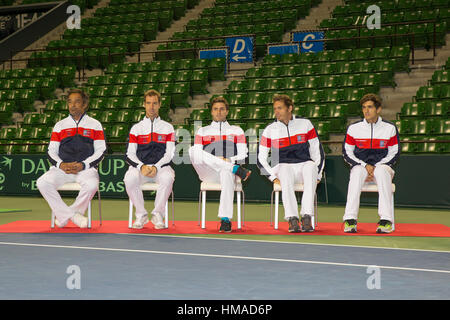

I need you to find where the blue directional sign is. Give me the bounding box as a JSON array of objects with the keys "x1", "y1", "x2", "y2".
[
  {"x1": 268, "y1": 43, "x2": 299, "y2": 55},
  {"x1": 199, "y1": 48, "x2": 227, "y2": 60},
  {"x1": 225, "y1": 36, "x2": 253, "y2": 63},
  {"x1": 292, "y1": 31, "x2": 324, "y2": 53}
]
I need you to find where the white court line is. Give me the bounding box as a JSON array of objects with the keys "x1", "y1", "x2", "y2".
[
  {"x1": 116, "y1": 233, "x2": 450, "y2": 253},
  {"x1": 1, "y1": 241, "x2": 450, "y2": 275}
]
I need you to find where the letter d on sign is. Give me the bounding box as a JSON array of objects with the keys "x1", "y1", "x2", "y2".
[
  {"x1": 66, "y1": 265, "x2": 81, "y2": 290},
  {"x1": 66, "y1": 5, "x2": 81, "y2": 30}
]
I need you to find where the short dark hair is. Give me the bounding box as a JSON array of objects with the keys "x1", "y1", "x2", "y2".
[
  {"x1": 144, "y1": 89, "x2": 161, "y2": 103},
  {"x1": 210, "y1": 96, "x2": 229, "y2": 110},
  {"x1": 272, "y1": 94, "x2": 293, "y2": 108},
  {"x1": 67, "y1": 88, "x2": 89, "y2": 106},
  {"x1": 360, "y1": 93, "x2": 382, "y2": 108}
]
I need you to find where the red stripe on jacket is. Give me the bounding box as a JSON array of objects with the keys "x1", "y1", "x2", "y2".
[{"x1": 129, "y1": 132, "x2": 175, "y2": 144}]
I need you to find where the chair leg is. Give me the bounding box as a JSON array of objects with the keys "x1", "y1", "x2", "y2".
[
  {"x1": 198, "y1": 191, "x2": 201, "y2": 226},
  {"x1": 270, "y1": 191, "x2": 273, "y2": 226},
  {"x1": 51, "y1": 212, "x2": 55, "y2": 228},
  {"x1": 201, "y1": 190, "x2": 206, "y2": 229},
  {"x1": 171, "y1": 191, "x2": 175, "y2": 226},
  {"x1": 97, "y1": 190, "x2": 102, "y2": 226},
  {"x1": 274, "y1": 191, "x2": 280, "y2": 230},
  {"x1": 88, "y1": 201, "x2": 92, "y2": 229},
  {"x1": 164, "y1": 200, "x2": 169, "y2": 229},
  {"x1": 313, "y1": 193, "x2": 318, "y2": 229},
  {"x1": 392, "y1": 193, "x2": 395, "y2": 231},
  {"x1": 128, "y1": 199, "x2": 133, "y2": 228},
  {"x1": 237, "y1": 191, "x2": 241, "y2": 230},
  {"x1": 242, "y1": 191, "x2": 245, "y2": 227}
]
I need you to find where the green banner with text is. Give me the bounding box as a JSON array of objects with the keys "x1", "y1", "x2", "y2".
[{"x1": 0, "y1": 154, "x2": 448, "y2": 208}]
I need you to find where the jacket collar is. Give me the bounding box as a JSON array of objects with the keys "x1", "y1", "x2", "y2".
[
  {"x1": 210, "y1": 120, "x2": 229, "y2": 128},
  {"x1": 363, "y1": 116, "x2": 382, "y2": 126}
]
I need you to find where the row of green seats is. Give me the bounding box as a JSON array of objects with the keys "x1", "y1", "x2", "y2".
[
  {"x1": 96, "y1": 1, "x2": 186, "y2": 20},
  {"x1": 214, "y1": 88, "x2": 372, "y2": 108},
  {"x1": 399, "y1": 101, "x2": 450, "y2": 118},
  {"x1": 415, "y1": 85, "x2": 450, "y2": 100},
  {"x1": 109, "y1": 0, "x2": 199, "y2": 9},
  {"x1": 0, "y1": 77, "x2": 57, "y2": 101},
  {"x1": 227, "y1": 74, "x2": 382, "y2": 93},
  {"x1": 87, "y1": 70, "x2": 209, "y2": 95},
  {"x1": 429, "y1": 69, "x2": 450, "y2": 85},
  {"x1": 0, "y1": 89, "x2": 38, "y2": 112},
  {"x1": 393, "y1": 118, "x2": 450, "y2": 135},
  {"x1": 204, "y1": 0, "x2": 313, "y2": 18},
  {"x1": 61, "y1": 23, "x2": 157, "y2": 42},
  {"x1": 104, "y1": 58, "x2": 226, "y2": 81},
  {"x1": 335, "y1": 0, "x2": 449, "y2": 16},
  {"x1": 264, "y1": 46, "x2": 409, "y2": 64},
  {"x1": 188, "y1": 11, "x2": 297, "y2": 31},
  {"x1": 329, "y1": 9, "x2": 445, "y2": 24},
  {"x1": 84, "y1": 83, "x2": 191, "y2": 108},
  {"x1": 246, "y1": 60, "x2": 397, "y2": 87},
  {"x1": 324, "y1": 22, "x2": 447, "y2": 49},
  {"x1": 28, "y1": 46, "x2": 128, "y2": 69},
  {"x1": 0, "y1": 66, "x2": 76, "y2": 88},
  {"x1": 94, "y1": 9, "x2": 174, "y2": 31},
  {"x1": 400, "y1": 136, "x2": 450, "y2": 153}
]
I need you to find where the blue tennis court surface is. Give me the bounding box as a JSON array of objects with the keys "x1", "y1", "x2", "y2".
[{"x1": 0, "y1": 233, "x2": 449, "y2": 300}]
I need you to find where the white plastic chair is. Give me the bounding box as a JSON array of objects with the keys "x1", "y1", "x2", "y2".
[
  {"x1": 197, "y1": 178, "x2": 244, "y2": 230},
  {"x1": 128, "y1": 182, "x2": 174, "y2": 229},
  {"x1": 51, "y1": 182, "x2": 102, "y2": 228}
]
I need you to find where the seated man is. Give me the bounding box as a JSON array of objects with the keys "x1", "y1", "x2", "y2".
[
  {"x1": 37, "y1": 88, "x2": 106, "y2": 228},
  {"x1": 342, "y1": 93, "x2": 400, "y2": 234},
  {"x1": 257, "y1": 94, "x2": 325, "y2": 233},
  {"x1": 124, "y1": 89, "x2": 175, "y2": 230},
  {"x1": 188, "y1": 96, "x2": 251, "y2": 233}
]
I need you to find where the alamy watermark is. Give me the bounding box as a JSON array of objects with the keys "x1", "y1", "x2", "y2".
[
  {"x1": 366, "y1": 265, "x2": 381, "y2": 290},
  {"x1": 66, "y1": 265, "x2": 81, "y2": 290},
  {"x1": 66, "y1": 5, "x2": 81, "y2": 30}
]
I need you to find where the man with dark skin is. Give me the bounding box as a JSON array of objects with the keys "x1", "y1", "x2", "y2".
[{"x1": 37, "y1": 89, "x2": 106, "y2": 228}]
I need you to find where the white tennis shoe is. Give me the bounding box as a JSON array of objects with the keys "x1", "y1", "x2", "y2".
[
  {"x1": 54, "y1": 217, "x2": 68, "y2": 228},
  {"x1": 132, "y1": 215, "x2": 149, "y2": 229},
  {"x1": 151, "y1": 212, "x2": 165, "y2": 229},
  {"x1": 71, "y1": 213, "x2": 88, "y2": 228}
]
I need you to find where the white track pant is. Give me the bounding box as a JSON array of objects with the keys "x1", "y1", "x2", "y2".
[
  {"x1": 343, "y1": 164, "x2": 395, "y2": 222},
  {"x1": 276, "y1": 161, "x2": 318, "y2": 220},
  {"x1": 189, "y1": 146, "x2": 236, "y2": 219},
  {"x1": 124, "y1": 165, "x2": 175, "y2": 219},
  {"x1": 36, "y1": 166, "x2": 99, "y2": 225}
]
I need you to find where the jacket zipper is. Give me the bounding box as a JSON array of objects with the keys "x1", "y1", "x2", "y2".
[
  {"x1": 370, "y1": 122, "x2": 373, "y2": 148},
  {"x1": 150, "y1": 117, "x2": 154, "y2": 142},
  {"x1": 284, "y1": 121, "x2": 291, "y2": 145}
]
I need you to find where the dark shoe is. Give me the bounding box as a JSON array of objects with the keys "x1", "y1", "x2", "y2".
[
  {"x1": 288, "y1": 217, "x2": 301, "y2": 233},
  {"x1": 219, "y1": 219, "x2": 232, "y2": 233},
  {"x1": 301, "y1": 215, "x2": 314, "y2": 232},
  {"x1": 234, "y1": 166, "x2": 251, "y2": 181},
  {"x1": 344, "y1": 219, "x2": 357, "y2": 233}
]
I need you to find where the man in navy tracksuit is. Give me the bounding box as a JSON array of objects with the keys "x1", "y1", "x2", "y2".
[
  {"x1": 342, "y1": 93, "x2": 400, "y2": 233},
  {"x1": 37, "y1": 89, "x2": 106, "y2": 228},
  {"x1": 258, "y1": 94, "x2": 325, "y2": 233},
  {"x1": 124, "y1": 89, "x2": 175, "y2": 230}
]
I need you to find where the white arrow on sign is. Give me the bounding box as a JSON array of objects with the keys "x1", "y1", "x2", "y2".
[{"x1": 232, "y1": 55, "x2": 246, "y2": 62}]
